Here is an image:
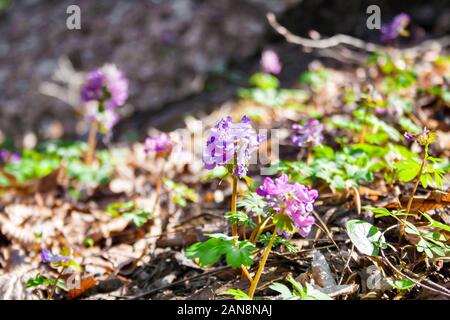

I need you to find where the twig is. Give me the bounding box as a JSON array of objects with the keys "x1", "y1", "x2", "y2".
[
  {"x1": 267, "y1": 12, "x2": 450, "y2": 54},
  {"x1": 338, "y1": 244, "x2": 355, "y2": 285},
  {"x1": 381, "y1": 249, "x2": 450, "y2": 298},
  {"x1": 312, "y1": 210, "x2": 341, "y2": 256},
  {"x1": 266, "y1": 13, "x2": 382, "y2": 52}
]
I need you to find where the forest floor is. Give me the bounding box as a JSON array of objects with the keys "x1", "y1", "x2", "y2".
[{"x1": 0, "y1": 39, "x2": 449, "y2": 300}]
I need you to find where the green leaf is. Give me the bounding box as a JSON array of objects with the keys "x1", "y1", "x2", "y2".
[
  {"x1": 346, "y1": 220, "x2": 386, "y2": 256},
  {"x1": 224, "y1": 211, "x2": 255, "y2": 228},
  {"x1": 67, "y1": 259, "x2": 83, "y2": 273},
  {"x1": 237, "y1": 191, "x2": 267, "y2": 217},
  {"x1": 364, "y1": 206, "x2": 392, "y2": 218},
  {"x1": 313, "y1": 145, "x2": 334, "y2": 159},
  {"x1": 225, "y1": 240, "x2": 256, "y2": 268},
  {"x1": 26, "y1": 274, "x2": 66, "y2": 290},
  {"x1": 303, "y1": 283, "x2": 333, "y2": 300},
  {"x1": 389, "y1": 279, "x2": 415, "y2": 291},
  {"x1": 26, "y1": 274, "x2": 53, "y2": 288},
  {"x1": 185, "y1": 234, "x2": 256, "y2": 269},
  {"x1": 219, "y1": 289, "x2": 251, "y2": 300},
  {"x1": 83, "y1": 238, "x2": 94, "y2": 247},
  {"x1": 185, "y1": 237, "x2": 228, "y2": 266},
  {"x1": 249, "y1": 72, "x2": 279, "y2": 90},
  {"x1": 285, "y1": 277, "x2": 333, "y2": 300},
  {"x1": 399, "y1": 117, "x2": 421, "y2": 134},
  {"x1": 269, "y1": 283, "x2": 295, "y2": 299},
  {"x1": 260, "y1": 232, "x2": 298, "y2": 252},
  {"x1": 404, "y1": 221, "x2": 421, "y2": 235},
  {"x1": 204, "y1": 166, "x2": 228, "y2": 181},
  {"x1": 422, "y1": 212, "x2": 450, "y2": 233},
  {"x1": 273, "y1": 214, "x2": 295, "y2": 234},
  {"x1": 395, "y1": 159, "x2": 420, "y2": 182},
  {"x1": 106, "y1": 202, "x2": 154, "y2": 227},
  {"x1": 164, "y1": 178, "x2": 199, "y2": 207}
]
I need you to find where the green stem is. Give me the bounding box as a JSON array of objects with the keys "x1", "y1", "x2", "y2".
[
  {"x1": 85, "y1": 121, "x2": 98, "y2": 165},
  {"x1": 406, "y1": 145, "x2": 428, "y2": 214},
  {"x1": 152, "y1": 160, "x2": 167, "y2": 213},
  {"x1": 400, "y1": 145, "x2": 428, "y2": 242},
  {"x1": 49, "y1": 267, "x2": 66, "y2": 300},
  {"x1": 250, "y1": 216, "x2": 271, "y2": 244},
  {"x1": 248, "y1": 228, "x2": 277, "y2": 299},
  {"x1": 231, "y1": 175, "x2": 238, "y2": 237}
]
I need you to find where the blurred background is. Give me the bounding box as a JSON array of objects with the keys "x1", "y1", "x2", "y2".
[{"x1": 0, "y1": 0, "x2": 449, "y2": 145}]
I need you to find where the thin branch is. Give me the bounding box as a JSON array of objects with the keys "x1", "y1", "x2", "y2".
[
  {"x1": 266, "y1": 13, "x2": 382, "y2": 52},
  {"x1": 267, "y1": 12, "x2": 450, "y2": 54},
  {"x1": 381, "y1": 249, "x2": 450, "y2": 298}
]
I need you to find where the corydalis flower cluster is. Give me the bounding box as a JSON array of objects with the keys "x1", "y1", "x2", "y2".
[
  {"x1": 257, "y1": 174, "x2": 318, "y2": 236},
  {"x1": 381, "y1": 13, "x2": 410, "y2": 42},
  {"x1": 80, "y1": 63, "x2": 128, "y2": 131},
  {"x1": 404, "y1": 127, "x2": 435, "y2": 146},
  {"x1": 203, "y1": 116, "x2": 264, "y2": 178},
  {"x1": 145, "y1": 133, "x2": 175, "y2": 158},
  {"x1": 291, "y1": 119, "x2": 323, "y2": 147}
]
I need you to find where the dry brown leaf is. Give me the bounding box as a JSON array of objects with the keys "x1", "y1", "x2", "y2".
[
  {"x1": 0, "y1": 268, "x2": 39, "y2": 300},
  {"x1": 357, "y1": 186, "x2": 383, "y2": 197},
  {"x1": 0, "y1": 215, "x2": 39, "y2": 247},
  {"x1": 384, "y1": 190, "x2": 450, "y2": 213},
  {"x1": 66, "y1": 276, "x2": 97, "y2": 300}
]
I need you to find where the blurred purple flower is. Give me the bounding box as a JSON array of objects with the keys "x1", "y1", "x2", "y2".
[
  {"x1": 40, "y1": 249, "x2": 70, "y2": 264},
  {"x1": 257, "y1": 174, "x2": 318, "y2": 236},
  {"x1": 203, "y1": 115, "x2": 264, "y2": 178},
  {"x1": 291, "y1": 119, "x2": 324, "y2": 147},
  {"x1": 88, "y1": 107, "x2": 119, "y2": 132},
  {"x1": 380, "y1": 13, "x2": 410, "y2": 42},
  {"x1": 0, "y1": 150, "x2": 21, "y2": 164},
  {"x1": 81, "y1": 64, "x2": 128, "y2": 110},
  {"x1": 144, "y1": 133, "x2": 175, "y2": 157},
  {"x1": 404, "y1": 127, "x2": 429, "y2": 141},
  {"x1": 261, "y1": 49, "x2": 282, "y2": 75},
  {"x1": 80, "y1": 70, "x2": 104, "y2": 102}
]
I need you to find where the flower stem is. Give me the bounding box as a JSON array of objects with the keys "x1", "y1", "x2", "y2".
[
  {"x1": 241, "y1": 265, "x2": 253, "y2": 282},
  {"x1": 85, "y1": 121, "x2": 98, "y2": 165},
  {"x1": 231, "y1": 175, "x2": 238, "y2": 238},
  {"x1": 152, "y1": 160, "x2": 167, "y2": 214},
  {"x1": 248, "y1": 228, "x2": 277, "y2": 299},
  {"x1": 400, "y1": 145, "x2": 428, "y2": 241},
  {"x1": 250, "y1": 216, "x2": 271, "y2": 244},
  {"x1": 49, "y1": 267, "x2": 66, "y2": 300},
  {"x1": 406, "y1": 145, "x2": 428, "y2": 214}
]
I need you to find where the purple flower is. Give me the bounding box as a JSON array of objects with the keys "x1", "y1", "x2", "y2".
[
  {"x1": 0, "y1": 150, "x2": 21, "y2": 164},
  {"x1": 144, "y1": 133, "x2": 175, "y2": 157},
  {"x1": 81, "y1": 64, "x2": 128, "y2": 110},
  {"x1": 381, "y1": 13, "x2": 410, "y2": 42},
  {"x1": 80, "y1": 70, "x2": 105, "y2": 102},
  {"x1": 257, "y1": 174, "x2": 292, "y2": 199},
  {"x1": 257, "y1": 174, "x2": 318, "y2": 236},
  {"x1": 40, "y1": 249, "x2": 70, "y2": 264},
  {"x1": 291, "y1": 119, "x2": 324, "y2": 147},
  {"x1": 288, "y1": 208, "x2": 315, "y2": 237},
  {"x1": 203, "y1": 116, "x2": 264, "y2": 178},
  {"x1": 261, "y1": 49, "x2": 282, "y2": 75},
  {"x1": 88, "y1": 107, "x2": 119, "y2": 132},
  {"x1": 404, "y1": 127, "x2": 429, "y2": 142}
]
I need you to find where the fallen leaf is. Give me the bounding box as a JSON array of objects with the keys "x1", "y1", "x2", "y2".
[{"x1": 67, "y1": 276, "x2": 97, "y2": 300}]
